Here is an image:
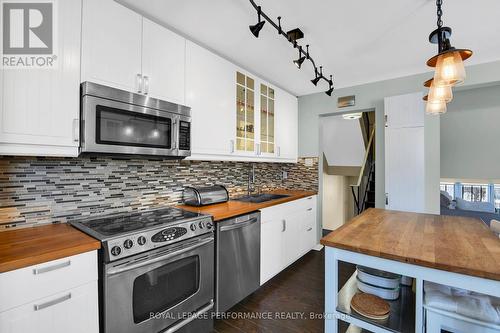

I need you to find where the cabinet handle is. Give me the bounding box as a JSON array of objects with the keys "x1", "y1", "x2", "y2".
[
  {"x1": 307, "y1": 227, "x2": 312, "y2": 232},
  {"x1": 277, "y1": 146, "x2": 281, "y2": 157},
  {"x1": 33, "y1": 260, "x2": 71, "y2": 275},
  {"x1": 229, "y1": 140, "x2": 235, "y2": 154},
  {"x1": 143, "y1": 75, "x2": 149, "y2": 95},
  {"x1": 307, "y1": 197, "x2": 313, "y2": 200},
  {"x1": 72, "y1": 119, "x2": 79, "y2": 143},
  {"x1": 282, "y1": 219, "x2": 286, "y2": 232},
  {"x1": 307, "y1": 208, "x2": 313, "y2": 211},
  {"x1": 34, "y1": 293, "x2": 71, "y2": 311},
  {"x1": 136, "y1": 74, "x2": 143, "y2": 93}
]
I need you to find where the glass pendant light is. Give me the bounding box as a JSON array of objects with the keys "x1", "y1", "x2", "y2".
[
  {"x1": 426, "y1": 79, "x2": 453, "y2": 103},
  {"x1": 433, "y1": 51, "x2": 466, "y2": 86},
  {"x1": 425, "y1": 99, "x2": 447, "y2": 115},
  {"x1": 425, "y1": 0, "x2": 472, "y2": 89}
]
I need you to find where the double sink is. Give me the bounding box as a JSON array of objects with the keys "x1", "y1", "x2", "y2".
[{"x1": 233, "y1": 193, "x2": 290, "y2": 203}]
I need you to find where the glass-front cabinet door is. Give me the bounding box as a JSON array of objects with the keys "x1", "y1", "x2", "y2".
[
  {"x1": 236, "y1": 72, "x2": 255, "y2": 153},
  {"x1": 260, "y1": 84, "x2": 275, "y2": 154}
]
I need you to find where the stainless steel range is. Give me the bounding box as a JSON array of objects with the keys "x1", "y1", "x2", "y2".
[{"x1": 71, "y1": 207, "x2": 214, "y2": 333}]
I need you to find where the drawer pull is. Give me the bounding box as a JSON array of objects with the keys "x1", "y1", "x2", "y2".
[
  {"x1": 34, "y1": 293, "x2": 71, "y2": 311},
  {"x1": 33, "y1": 260, "x2": 71, "y2": 275},
  {"x1": 307, "y1": 208, "x2": 313, "y2": 211},
  {"x1": 307, "y1": 227, "x2": 313, "y2": 232},
  {"x1": 307, "y1": 197, "x2": 313, "y2": 200}
]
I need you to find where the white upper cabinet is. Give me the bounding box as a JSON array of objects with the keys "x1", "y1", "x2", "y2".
[
  {"x1": 0, "y1": 0, "x2": 81, "y2": 157},
  {"x1": 274, "y1": 87, "x2": 298, "y2": 162},
  {"x1": 185, "y1": 41, "x2": 236, "y2": 158},
  {"x1": 81, "y1": 0, "x2": 186, "y2": 104},
  {"x1": 81, "y1": 0, "x2": 142, "y2": 93},
  {"x1": 142, "y1": 18, "x2": 186, "y2": 105}
]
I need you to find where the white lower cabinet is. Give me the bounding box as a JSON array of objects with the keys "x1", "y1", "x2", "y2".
[
  {"x1": 260, "y1": 196, "x2": 318, "y2": 285},
  {"x1": 0, "y1": 251, "x2": 99, "y2": 333}
]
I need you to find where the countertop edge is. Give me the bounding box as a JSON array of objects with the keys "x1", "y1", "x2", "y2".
[
  {"x1": 178, "y1": 190, "x2": 317, "y2": 221},
  {"x1": 0, "y1": 224, "x2": 101, "y2": 274}
]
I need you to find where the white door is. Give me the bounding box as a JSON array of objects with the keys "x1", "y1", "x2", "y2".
[
  {"x1": 0, "y1": 282, "x2": 99, "y2": 333},
  {"x1": 274, "y1": 88, "x2": 298, "y2": 161},
  {"x1": 384, "y1": 92, "x2": 426, "y2": 213},
  {"x1": 81, "y1": 0, "x2": 142, "y2": 92},
  {"x1": 0, "y1": 0, "x2": 81, "y2": 156},
  {"x1": 185, "y1": 41, "x2": 236, "y2": 157},
  {"x1": 142, "y1": 18, "x2": 186, "y2": 105}
]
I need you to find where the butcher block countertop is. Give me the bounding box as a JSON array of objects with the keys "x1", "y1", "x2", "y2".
[
  {"x1": 0, "y1": 223, "x2": 101, "y2": 273},
  {"x1": 321, "y1": 208, "x2": 500, "y2": 281},
  {"x1": 178, "y1": 189, "x2": 317, "y2": 221}
]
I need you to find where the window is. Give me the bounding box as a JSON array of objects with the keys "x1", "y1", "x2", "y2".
[
  {"x1": 260, "y1": 84, "x2": 275, "y2": 154},
  {"x1": 440, "y1": 183, "x2": 454, "y2": 199},
  {"x1": 236, "y1": 72, "x2": 255, "y2": 152},
  {"x1": 461, "y1": 183, "x2": 489, "y2": 202},
  {"x1": 495, "y1": 185, "x2": 500, "y2": 210}
]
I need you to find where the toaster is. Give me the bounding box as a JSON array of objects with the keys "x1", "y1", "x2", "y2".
[{"x1": 182, "y1": 185, "x2": 229, "y2": 206}]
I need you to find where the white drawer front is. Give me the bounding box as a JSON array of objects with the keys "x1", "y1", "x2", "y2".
[
  {"x1": 0, "y1": 281, "x2": 99, "y2": 333},
  {"x1": 0, "y1": 251, "x2": 97, "y2": 312}
]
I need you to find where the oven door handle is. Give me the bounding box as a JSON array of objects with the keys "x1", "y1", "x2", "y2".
[
  {"x1": 164, "y1": 300, "x2": 214, "y2": 333},
  {"x1": 106, "y1": 237, "x2": 214, "y2": 275}
]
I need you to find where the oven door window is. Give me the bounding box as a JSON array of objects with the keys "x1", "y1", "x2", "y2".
[
  {"x1": 96, "y1": 105, "x2": 172, "y2": 149},
  {"x1": 132, "y1": 256, "x2": 200, "y2": 324}
]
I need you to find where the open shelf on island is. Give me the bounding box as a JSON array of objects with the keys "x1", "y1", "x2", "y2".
[{"x1": 337, "y1": 272, "x2": 415, "y2": 333}]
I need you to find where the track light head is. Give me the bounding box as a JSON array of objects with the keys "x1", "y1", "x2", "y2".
[
  {"x1": 311, "y1": 66, "x2": 322, "y2": 86},
  {"x1": 325, "y1": 76, "x2": 334, "y2": 96},
  {"x1": 293, "y1": 46, "x2": 306, "y2": 68},
  {"x1": 325, "y1": 86, "x2": 334, "y2": 96},
  {"x1": 249, "y1": 6, "x2": 265, "y2": 38}
]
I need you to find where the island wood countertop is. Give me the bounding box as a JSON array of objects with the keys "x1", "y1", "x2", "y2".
[
  {"x1": 320, "y1": 208, "x2": 500, "y2": 281},
  {"x1": 0, "y1": 223, "x2": 101, "y2": 273},
  {"x1": 178, "y1": 189, "x2": 317, "y2": 221}
]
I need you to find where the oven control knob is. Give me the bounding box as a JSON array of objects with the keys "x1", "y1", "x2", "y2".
[
  {"x1": 137, "y1": 236, "x2": 147, "y2": 246},
  {"x1": 190, "y1": 223, "x2": 196, "y2": 231},
  {"x1": 111, "y1": 246, "x2": 121, "y2": 256},
  {"x1": 123, "y1": 239, "x2": 133, "y2": 249},
  {"x1": 198, "y1": 221, "x2": 205, "y2": 229},
  {"x1": 206, "y1": 222, "x2": 213, "y2": 229}
]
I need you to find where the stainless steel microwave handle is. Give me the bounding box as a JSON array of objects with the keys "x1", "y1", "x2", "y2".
[
  {"x1": 220, "y1": 218, "x2": 258, "y2": 232},
  {"x1": 172, "y1": 118, "x2": 178, "y2": 150},
  {"x1": 164, "y1": 300, "x2": 214, "y2": 333},
  {"x1": 106, "y1": 237, "x2": 214, "y2": 275},
  {"x1": 136, "y1": 74, "x2": 143, "y2": 93}
]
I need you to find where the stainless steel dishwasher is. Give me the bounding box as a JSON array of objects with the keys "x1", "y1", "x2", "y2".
[{"x1": 216, "y1": 211, "x2": 261, "y2": 313}]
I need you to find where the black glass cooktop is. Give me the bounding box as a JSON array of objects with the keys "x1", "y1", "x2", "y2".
[{"x1": 74, "y1": 207, "x2": 202, "y2": 238}]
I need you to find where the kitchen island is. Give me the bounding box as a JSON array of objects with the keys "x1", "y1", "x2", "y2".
[{"x1": 320, "y1": 208, "x2": 500, "y2": 333}]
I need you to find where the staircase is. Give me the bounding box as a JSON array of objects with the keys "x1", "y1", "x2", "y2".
[{"x1": 350, "y1": 114, "x2": 376, "y2": 215}]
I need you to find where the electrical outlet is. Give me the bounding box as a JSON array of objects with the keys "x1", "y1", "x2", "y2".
[
  {"x1": 304, "y1": 158, "x2": 314, "y2": 167},
  {"x1": 281, "y1": 170, "x2": 288, "y2": 180}
]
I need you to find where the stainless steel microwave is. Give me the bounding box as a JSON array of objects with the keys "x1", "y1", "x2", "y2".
[{"x1": 80, "y1": 82, "x2": 191, "y2": 158}]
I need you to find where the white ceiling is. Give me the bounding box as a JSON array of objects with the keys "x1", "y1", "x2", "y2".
[{"x1": 118, "y1": 0, "x2": 500, "y2": 96}]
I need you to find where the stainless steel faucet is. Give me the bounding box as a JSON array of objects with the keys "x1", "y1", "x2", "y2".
[{"x1": 247, "y1": 163, "x2": 256, "y2": 196}]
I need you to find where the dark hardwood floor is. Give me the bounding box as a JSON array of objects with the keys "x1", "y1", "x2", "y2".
[{"x1": 213, "y1": 249, "x2": 355, "y2": 333}]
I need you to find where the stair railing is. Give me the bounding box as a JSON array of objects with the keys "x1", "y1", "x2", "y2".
[{"x1": 350, "y1": 126, "x2": 375, "y2": 214}]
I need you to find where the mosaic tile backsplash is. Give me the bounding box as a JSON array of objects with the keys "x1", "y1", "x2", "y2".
[{"x1": 0, "y1": 157, "x2": 318, "y2": 229}]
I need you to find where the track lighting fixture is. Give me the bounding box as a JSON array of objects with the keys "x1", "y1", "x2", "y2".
[
  {"x1": 311, "y1": 67, "x2": 322, "y2": 86},
  {"x1": 248, "y1": 0, "x2": 334, "y2": 95},
  {"x1": 424, "y1": 0, "x2": 472, "y2": 115},
  {"x1": 325, "y1": 75, "x2": 334, "y2": 96},
  {"x1": 293, "y1": 46, "x2": 306, "y2": 69},
  {"x1": 249, "y1": 6, "x2": 265, "y2": 38}
]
